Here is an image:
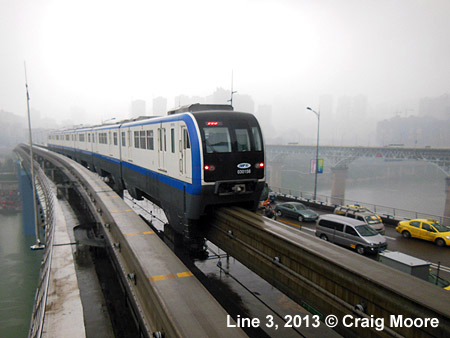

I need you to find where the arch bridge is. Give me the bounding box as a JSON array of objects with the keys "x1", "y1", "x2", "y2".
[{"x1": 266, "y1": 145, "x2": 450, "y2": 223}]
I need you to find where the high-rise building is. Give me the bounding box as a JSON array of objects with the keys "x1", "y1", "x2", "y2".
[
  {"x1": 419, "y1": 94, "x2": 450, "y2": 120},
  {"x1": 206, "y1": 88, "x2": 230, "y2": 104},
  {"x1": 234, "y1": 94, "x2": 254, "y2": 114},
  {"x1": 131, "y1": 99, "x2": 146, "y2": 117},
  {"x1": 256, "y1": 104, "x2": 276, "y2": 142},
  {"x1": 153, "y1": 97, "x2": 167, "y2": 116},
  {"x1": 352, "y1": 94, "x2": 368, "y2": 119},
  {"x1": 173, "y1": 95, "x2": 191, "y2": 108},
  {"x1": 319, "y1": 94, "x2": 333, "y2": 118}
]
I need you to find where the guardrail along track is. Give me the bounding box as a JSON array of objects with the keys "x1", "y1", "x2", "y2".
[{"x1": 207, "y1": 207, "x2": 450, "y2": 338}]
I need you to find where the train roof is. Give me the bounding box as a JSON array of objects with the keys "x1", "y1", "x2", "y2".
[{"x1": 168, "y1": 103, "x2": 233, "y2": 115}]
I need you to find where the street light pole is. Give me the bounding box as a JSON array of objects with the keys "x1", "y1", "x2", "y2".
[{"x1": 307, "y1": 107, "x2": 320, "y2": 201}]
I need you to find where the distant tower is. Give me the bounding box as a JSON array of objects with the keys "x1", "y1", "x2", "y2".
[
  {"x1": 153, "y1": 97, "x2": 167, "y2": 116},
  {"x1": 234, "y1": 94, "x2": 255, "y2": 113},
  {"x1": 131, "y1": 99, "x2": 146, "y2": 118},
  {"x1": 174, "y1": 95, "x2": 191, "y2": 107},
  {"x1": 206, "y1": 88, "x2": 230, "y2": 104},
  {"x1": 352, "y1": 94, "x2": 368, "y2": 119},
  {"x1": 319, "y1": 94, "x2": 333, "y2": 118}
]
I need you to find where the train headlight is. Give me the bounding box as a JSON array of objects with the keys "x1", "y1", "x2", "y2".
[
  {"x1": 255, "y1": 162, "x2": 265, "y2": 169},
  {"x1": 204, "y1": 164, "x2": 216, "y2": 171}
]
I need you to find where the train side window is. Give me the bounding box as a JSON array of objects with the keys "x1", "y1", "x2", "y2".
[
  {"x1": 235, "y1": 129, "x2": 251, "y2": 152},
  {"x1": 121, "y1": 132, "x2": 126, "y2": 147},
  {"x1": 164, "y1": 129, "x2": 167, "y2": 151},
  {"x1": 140, "y1": 131, "x2": 146, "y2": 149},
  {"x1": 134, "y1": 131, "x2": 140, "y2": 148},
  {"x1": 146, "y1": 130, "x2": 154, "y2": 150},
  {"x1": 171, "y1": 128, "x2": 175, "y2": 153},
  {"x1": 251, "y1": 127, "x2": 262, "y2": 151},
  {"x1": 184, "y1": 129, "x2": 190, "y2": 149},
  {"x1": 113, "y1": 132, "x2": 118, "y2": 146},
  {"x1": 88, "y1": 133, "x2": 91, "y2": 143}
]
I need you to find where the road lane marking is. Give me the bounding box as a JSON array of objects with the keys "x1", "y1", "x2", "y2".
[{"x1": 278, "y1": 219, "x2": 302, "y2": 229}]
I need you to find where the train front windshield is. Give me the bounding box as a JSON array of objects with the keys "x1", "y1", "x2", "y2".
[
  {"x1": 195, "y1": 112, "x2": 265, "y2": 183},
  {"x1": 204, "y1": 126, "x2": 262, "y2": 153}
]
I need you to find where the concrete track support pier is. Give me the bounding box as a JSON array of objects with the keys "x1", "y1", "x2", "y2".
[
  {"x1": 444, "y1": 176, "x2": 450, "y2": 225},
  {"x1": 330, "y1": 165, "x2": 348, "y2": 206},
  {"x1": 268, "y1": 159, "x2": 283, "y2": 189}
]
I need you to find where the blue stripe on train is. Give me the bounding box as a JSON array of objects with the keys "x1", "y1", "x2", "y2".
[{"x1": 49, "y1": 137, "x2": 203, "y2": 196}]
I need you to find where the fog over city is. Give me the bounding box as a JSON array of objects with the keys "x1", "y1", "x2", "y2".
[{"x1": 1, "y1": 0, "x2": 449, "y2": 146}]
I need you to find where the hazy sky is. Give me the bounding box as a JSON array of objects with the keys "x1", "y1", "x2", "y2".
[{"x1": 1, "y1": 0, "x2": 449, "y2": 125}]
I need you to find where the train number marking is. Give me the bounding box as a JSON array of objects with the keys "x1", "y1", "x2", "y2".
[{"x1": 237, "y1": 163, "x2": 251, "y2": 174}]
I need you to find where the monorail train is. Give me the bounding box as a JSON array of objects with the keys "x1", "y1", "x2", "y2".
[{"x1": 47, "y1": 104, "x2": 265, "y2": 247}]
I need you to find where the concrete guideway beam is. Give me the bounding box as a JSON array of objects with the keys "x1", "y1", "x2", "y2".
[
  {"x1": 18, "y1": 144, "x2": 248, "y2": 338},
  {"x1": 207, "y1": 207, "x2": 450, "y2": 338}
]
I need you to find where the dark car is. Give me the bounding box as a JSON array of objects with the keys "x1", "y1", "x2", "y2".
[{"x1": 275, "y1": 202, "x2": 318, "y2": 222}]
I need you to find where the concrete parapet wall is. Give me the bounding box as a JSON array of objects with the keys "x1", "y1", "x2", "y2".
[{"x1": 208, "y1": 207, "x2": 450, "y2": 338}]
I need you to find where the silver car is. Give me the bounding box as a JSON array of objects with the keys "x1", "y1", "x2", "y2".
[{"x1": 315, "y1": 214, "x2": 387, "y2": 255}]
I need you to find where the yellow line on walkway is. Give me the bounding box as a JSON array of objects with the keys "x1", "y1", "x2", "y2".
[
  {"x1": 124, "y1": 231, "x2": 155, "y2": 237},
  {"x1": 148, "y1": 271, "x2": 194, "y2": 282},
  {"x1": 148, "y1": 275, "x2": 166, "y2": 282},
  {"x1": 110, "y1": 209, "x2": 133, "y2": 213},
  {"x1": 177, "y1": 271, "x2": 194, "y2": 278}
]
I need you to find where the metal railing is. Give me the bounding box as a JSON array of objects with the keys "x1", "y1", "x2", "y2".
[
  {"x1": 16, "y1": 148, "x2": 57, "y2": 338},
  {"x1": 270, "y1": 185, "x2": 450, "y2": 225}
]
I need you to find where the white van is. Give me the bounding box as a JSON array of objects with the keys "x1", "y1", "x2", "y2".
[{"x1": 315, "y1": 214, "x2": 387, "y2": 255}]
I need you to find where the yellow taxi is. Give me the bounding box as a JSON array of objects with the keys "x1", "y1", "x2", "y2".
[
  {"x1": 335, "y1": 204, "x2": 372, "y2": 214},
  {"x1": 396, "y1": 219, "x2": 450, "y2": 247}
]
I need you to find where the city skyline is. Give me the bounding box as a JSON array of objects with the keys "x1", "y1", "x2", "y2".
[{"x1": 1, "y1": 0, "x2": 450, "y2": 138}]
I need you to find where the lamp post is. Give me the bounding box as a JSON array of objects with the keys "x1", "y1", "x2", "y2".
[{"x1": 307, "y1": 106, "x2": 320, "y2": 201}]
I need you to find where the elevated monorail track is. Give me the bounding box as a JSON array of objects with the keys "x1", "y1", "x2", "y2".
[
  {"x1": 207, "y1": 207, "x2": 450, "y2": 338},
  {"x1": 18, "y1": 144, "x2": 450, "y2": 338},
  {"x1": 17, "y1": 144, "x2": 246, "y2": 338}
]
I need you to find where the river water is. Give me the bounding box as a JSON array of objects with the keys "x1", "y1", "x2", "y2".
[
  {"x1": 0, "y1": 213, "x2": 42, "y2": 338},
  {"x1": 279, "y1": 157, "x2": 446, "y2": 217}
]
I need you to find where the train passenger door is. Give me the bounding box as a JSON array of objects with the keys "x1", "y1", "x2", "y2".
[
  {"x1": 127, "y1": 128, "x2": 133, "y2": 161},
  {"x1": 179, "y1": 125, "x2": 191, "y2": 179},
  {"x1": 93, "y1": 132, "x2": 98, "y2": 153},
  {"x1": 108, "y1": 131, "x2": 112, "y2": 156},
  {"x1": 158, "y1": 124, "x2": 166, "y2": 171}
]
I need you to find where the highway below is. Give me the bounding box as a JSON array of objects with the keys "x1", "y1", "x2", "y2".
[{"x1": 271, "y1": 203, "x2": 450, "y2": 282}]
